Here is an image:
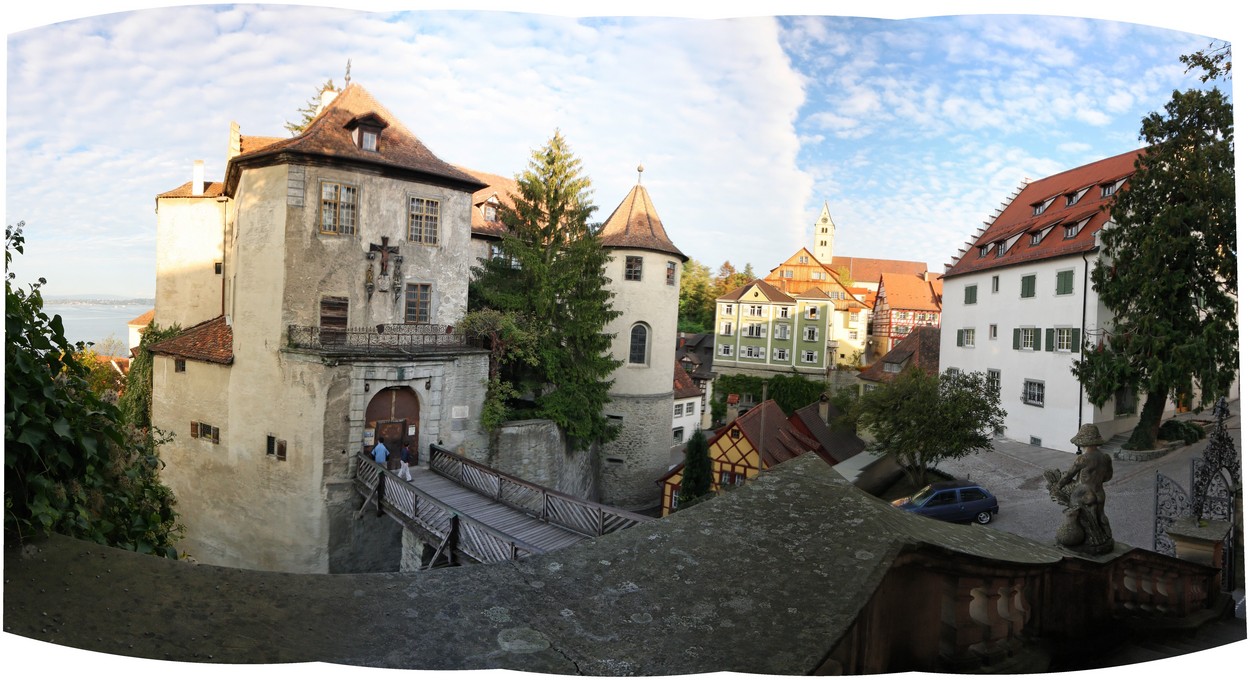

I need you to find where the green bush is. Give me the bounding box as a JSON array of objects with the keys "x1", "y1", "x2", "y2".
[{"x1": 1158, "y1": 419, "x2": 1205, "y2": 444}]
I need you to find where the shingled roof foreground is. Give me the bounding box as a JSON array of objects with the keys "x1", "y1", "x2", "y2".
[
  {"x1": 147, "y1": 315, "x2": 233, "y2": 365},
  {"x1": 224, "y1": 83, "x2": 485, "y2": 194},
  {"x1": 598, "y1": 183, "x2": 686, "y2": 260},
  {"x1": 4, "y1": 456, "x2": 1067, "y2": 673},
  {"x1": 944, "y1": 148, "x2": 1142, "y2": 278}
]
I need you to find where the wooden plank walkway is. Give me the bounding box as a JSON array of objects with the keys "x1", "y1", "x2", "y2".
[{"x1": 403, "y1": 466, "x2": 586, "y2": 553}]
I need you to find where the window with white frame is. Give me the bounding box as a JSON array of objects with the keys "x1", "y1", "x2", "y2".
[
  {"x1": 686, "y1": 402, "x2": 695, "y2": 416},
  {"x1": 803, "y1": 326, "x2": 818, "y2": 342},
  {"x1": 625, "y1": 256, "x2": 643, "y2": 281},
  {"x1": 1064, "y1": 223, "x2": 1080, "y2": 239},
  {"x1": 666, "y1": 261, "x2": 677, "y2": 286},
  {"x1": 741, "y1": 345, "x2": 764, "y2": 359},
  {"x1": 1016, "y1": 327, "x2": 1037, "y2": 351},
  {"x1": 1022, "y1": 379, "x2": 1045, "y2": 406},
  {"x1": 798, "y1": 255, "x2": 809, "y2": 264},
  {"x1": 774, "y1": 324, "x2": 790, "y2": 340},
  {"x1": 720, "y1": 321, "x2": 733, "y2": 335},
  {"x1": 992, "y1": 275, "x2": 999, "y2": 293},
  {"x1": 674, "y1": 403, "x2": 684, "y2": 417},
  {"x1": 849, "y1": 330, "x2": 858, "y2": 340},
  {"x1": 745, "y1": 323, "x2": 764, "y2": 338},
  {"x1": 987, "y1": 369, "x2": 1001, "y2": 395},
  {"x1": 723, "y1": 304, "x2": 733, "y2": 315},
  {"x1": 805, "y1": 306, "x2": 819, "y2": 319},
  {"x1": 779, "y1": 307, "x2": 791, "y2": 318},
  {"x1": 1055, "y1": 327, "x2": 1076, "y2": 352},
  {"x1": 989, "y1": 324, "x2": 998, "y2": 340},
  {"x1": 718, "y1": 344, "x2": 732, "y2": 356},
  {"x1": 996, "y1": 242, "x2": 1007, "y2": 256},
  {"x1": 979, "y1": 245, "x2": 990, "y2": 257},
  {"x1": 673, "y1": 427, "x2": 684, "y2": 444},
  {"x1": 629, "y1": 323, "x2": 649, "y2": 364},
  {"x1": 774, "y1": 348, "x2": 790, "y2": 361},
  {"x1": 801, "y1": 350, "x2": 817, "y2": 363},
  {"x1": 1101, "y1": 183, "x2": 1115, "y2": 197},
  {"x1": 747, "y1": 305, "x2": 764, "y2": 317},
  {"x1": 956, "y1": 328, "x2": 975, "y2": 347}
]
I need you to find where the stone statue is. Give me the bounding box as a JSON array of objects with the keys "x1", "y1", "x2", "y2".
[{"x1": 1044, "y1": 424, "x2": 1115, "y2": 555}]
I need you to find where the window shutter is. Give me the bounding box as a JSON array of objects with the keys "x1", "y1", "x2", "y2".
[
  {"x1": 212, "y1": 426, "x2": 220, "y2": 444},
  {"x1": 191, "y1": 421, "x2": 199, "y2": 438},
  {"x1": 956, "y1": 329, "x2": 965, "y2": 347},
  {"x1": 276, "y1": 440, "x2": 287, "y2": 461},
  {"x1": 1045, "y1": 328, "x2": 1055, "y2": 352},
  {"x1": 1012, "y1": 328, "x2": 1021, "y2": 350}
]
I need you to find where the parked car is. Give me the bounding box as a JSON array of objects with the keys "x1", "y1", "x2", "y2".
[{"x1": 891, "y1": 479, "x2": 999, "y2": 525}]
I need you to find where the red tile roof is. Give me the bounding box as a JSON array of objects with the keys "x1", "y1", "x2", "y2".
[
  {"x1": 859, "y1": 326, "x2": 941, "y2": 383},
  {"x1": 240, "y1": 135, "x2": 284, "y2": 154},
  {"x1": 877, "y1": 273, "x2": 942, "y2": 312},
  {"x1": 128, "y1": 309, "x2": 155, "y2": 327},
  {"x1": 224, "y1": 83, "x2": 485, "y2": 195},
  {"x1": 599, "y1": 183, "x2": 686, "y2": 260},
  {"x1": 156, "y1": 181, "x2": 226, "y2": 199},
  {"x1": 944, "y1": 149, "x2": 1142, "y2": 278},
  {"x1": 456, "y1": 166, "x2": 518, "y2": 239},
  {"x1": 826, "y1": 256, "x2": 928, "y2": 284},
  {"x1": 717, "y1": 400, "x2": 823, "y2": 469},
  {"x1": 673, "y1": 361, "x2": 705, "y2": 399},
  {"x1": 148, "y1": 315, "x2": 234, "y2": 365}
]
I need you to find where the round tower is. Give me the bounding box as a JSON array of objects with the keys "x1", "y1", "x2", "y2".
[{"x1": 597, "y1": 166, "x2": 687, "y2": 509}]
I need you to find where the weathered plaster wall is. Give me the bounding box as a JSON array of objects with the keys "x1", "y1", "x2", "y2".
[{"x1": 154, "y1": 196, "x2": 226, "y2": 329}]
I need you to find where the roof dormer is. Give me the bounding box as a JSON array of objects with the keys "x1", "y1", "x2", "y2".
[
  {"x1": 344, "y1": 112, "x2": 389, "y2": 152},
  {"x1": 1065, "y1": 187, "x2": 1090, "y2": 206},
  {"x1": 1030, "y1": 195, "x2": 1058, "y2": 216}
]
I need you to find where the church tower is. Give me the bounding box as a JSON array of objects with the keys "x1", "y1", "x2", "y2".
[
  {"x1": 597, "y1": 166, "x2": 687, "y2": 509},
  {"x1": 813, "y1": 202, "x2": 835, "y2": 264}
]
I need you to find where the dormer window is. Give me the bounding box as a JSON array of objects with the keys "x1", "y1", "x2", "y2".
[
  {"x1": 1032, "y1": 203, "x2": 1044, "y2": 216},
  {"x1": 979, "y1": 244, "x2": 990, "y2": 257},
  {"x1": 344, "y1": 112, "x2": 389, "y2": 153},
  {"x1": 1064, "y1": 223, "x2": 1079, "y2": 239},
  {"x1": 996, "y1": 242, "x2": 1007, "y2": 257},
  {"x1": 484, "y1": 205, "x2": 497, "y2": 222},
  {"x1": 1100, "y1": 183, "x2": 1116, "y2": 198}
]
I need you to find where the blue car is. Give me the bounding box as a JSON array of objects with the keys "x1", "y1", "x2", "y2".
[{"x1": 891, "y1": 479, "x2": 999, "y2": 525}]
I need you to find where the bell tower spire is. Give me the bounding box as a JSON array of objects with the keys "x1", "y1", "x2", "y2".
[{"x1": 813, "y1": 202, "x2": 835, "y2": 264}]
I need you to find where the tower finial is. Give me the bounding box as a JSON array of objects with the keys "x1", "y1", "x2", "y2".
[
  {"x1": 637, "y1": 163, "x2": 644, "y2": 185},
  {"x1": 344, "y1": 58, "x2": 352, "y2": 86}
]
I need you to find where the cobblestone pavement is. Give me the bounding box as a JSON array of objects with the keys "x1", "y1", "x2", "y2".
[{"x1": 937, "y1": 400, "x2": 1241, "y2": 551}]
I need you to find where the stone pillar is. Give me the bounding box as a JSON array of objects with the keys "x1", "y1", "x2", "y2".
[{"x1": 1166, "y1": 517, "x2": 1233, "y2": 570}]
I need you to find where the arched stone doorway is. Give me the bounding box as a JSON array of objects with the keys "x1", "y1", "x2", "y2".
[{"x1": 365, "y1": 386, "x2": 420, "y2": 470}]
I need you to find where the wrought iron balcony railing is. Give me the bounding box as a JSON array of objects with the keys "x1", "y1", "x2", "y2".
[{"x1": 287, "y1": 323, "x2": 479, "y2": 355}]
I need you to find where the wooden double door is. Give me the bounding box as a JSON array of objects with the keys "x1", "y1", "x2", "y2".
[{"x1": 365, "y1": 386, "x2": 420, "y2": 470}]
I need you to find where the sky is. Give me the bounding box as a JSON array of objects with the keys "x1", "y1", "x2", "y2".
[{"x1": 2, "y1": 2, "x2": 1240, "y2": 301}]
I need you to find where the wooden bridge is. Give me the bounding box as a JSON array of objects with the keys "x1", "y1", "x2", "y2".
[{"x1": 353, "y1": 444, "x2": 652, "y2": 567}]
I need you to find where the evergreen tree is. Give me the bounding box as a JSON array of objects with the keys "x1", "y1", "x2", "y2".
[
  {"x1": 470, "y1": 131, "x2": 622, "y2": 450},
  {"x1": 1072, "y1": 87, "x2": 1235, "y2": 450},
  {"x1": 6, "y1": 223, "x2": 181, "y2": 554},
  {"x1": 284, "y1": 78, "x2": 336, "y2": 136},
  {"x1": 677, "y1": 429, "x2": 712, "y2": 507}
]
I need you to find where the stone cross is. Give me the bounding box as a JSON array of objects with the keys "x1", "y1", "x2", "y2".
[{"x1": 369, "y1": 237, "x2": 400, "y2": 275}]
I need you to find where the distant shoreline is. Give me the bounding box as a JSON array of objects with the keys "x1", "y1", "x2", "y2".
[{"x1": 44, "y1": 297, "x2": 154, "y2": 307}]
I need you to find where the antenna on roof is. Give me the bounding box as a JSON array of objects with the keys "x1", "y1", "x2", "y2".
[
  {"x1": 344, "y1": 58, "x2": 352, "y2": 86},
  {"x1": 637, "y1": 163, "x2": 644, "y2": 185}
]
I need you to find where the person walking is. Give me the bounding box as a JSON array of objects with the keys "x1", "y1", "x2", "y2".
[
  {"x1": 372, "y1": 436, "x2": 389, "y2": 466},
  {"x1": 398, "y1": 440, "x2": 414, "y2": 482}
]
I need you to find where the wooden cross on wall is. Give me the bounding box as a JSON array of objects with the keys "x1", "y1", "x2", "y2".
[{"x1": 369, "y1": 236, "x2": 400, "y2": 275}]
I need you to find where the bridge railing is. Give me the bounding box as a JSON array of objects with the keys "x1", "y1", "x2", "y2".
[
  {"x1": 428, "y1": 444, "x2": 653, "y2": 538},
  {"x1": 355, "y1": 453, "x2": 540, "y2": 564}
]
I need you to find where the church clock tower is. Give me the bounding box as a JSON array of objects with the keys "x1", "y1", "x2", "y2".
[{"x1": 813, "y1": 202, "x2": 835, "y2": 264}]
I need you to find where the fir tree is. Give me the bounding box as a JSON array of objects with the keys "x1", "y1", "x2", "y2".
[
  {"x1": 1072, "y1": 87, "x2": 1236, "y2": 450},
  {"x1": 470, "y1": 131, "x2": 622, "y2": 450},
  {"x1": 677, "y1": 429, "x2": 712, "y2": 507},
  {"x1": 284, "y1": 79, "x2": 336, "y2": 136}
]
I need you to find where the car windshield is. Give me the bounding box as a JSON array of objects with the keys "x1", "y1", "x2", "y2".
[{"x1": 908, "y1": 486, "x2": 935, "y2": 504}]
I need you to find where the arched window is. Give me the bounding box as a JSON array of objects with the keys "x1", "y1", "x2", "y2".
[{"x1": 629, "y1": 323, "x2": 649, "y2": 365}]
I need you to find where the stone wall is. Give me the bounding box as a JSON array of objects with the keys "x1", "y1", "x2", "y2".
[
  {"x1": 600, "y1": 393, "x2": 674, "y2": 510},
  {"x1": 485, "y1": 419, "x2": 599, "y2": 502}
]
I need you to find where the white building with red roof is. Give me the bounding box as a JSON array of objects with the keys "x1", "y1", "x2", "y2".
[{"x1": 939, "y1": 149, "x2": 1178, "y2": 449}]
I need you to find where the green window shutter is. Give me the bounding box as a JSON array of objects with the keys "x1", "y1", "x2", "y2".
[
  {"x1": 1021, "y1": 275, "x2": 1035, "y2": 298},
  {"x1": 1056, "y1": 270, "x2": 1074, "y2": 295},
  {"x1": 1012, "y1": 328, "x2": 1021, "y2": 350},
  {"x1": 956, "y1": 329, "x2": 965, "y2": 347},
  {"x1": 1045, "y1": 328, "x2": 1055, "y2": 351},
  {"x1": 964, "y1": 285, "x2": 977, "y2": 304}
]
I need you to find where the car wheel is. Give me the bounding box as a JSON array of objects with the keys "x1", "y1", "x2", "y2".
[{"x1": 975, "y1": 511, "x2": 993, "y2": 525}]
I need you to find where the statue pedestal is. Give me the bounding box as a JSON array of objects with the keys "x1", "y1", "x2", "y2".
[{"x1": 1166, "y1": 517, "x2": 1232, "y2": 568}]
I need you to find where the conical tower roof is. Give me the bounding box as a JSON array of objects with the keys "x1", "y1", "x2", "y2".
[{"x1": 599, "y1": 177, "x2": 686, "y2": 261}]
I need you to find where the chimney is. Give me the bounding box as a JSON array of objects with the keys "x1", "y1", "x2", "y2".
[
  {"x1": 192, "y1": 160, "x2": 205, "y2": 196},
  {"x1": 819, "y1": 393, "x2": 830, "y2": 422},
  {"x1": 316, "y1": 88, "x2": 337, "y2": 116}
]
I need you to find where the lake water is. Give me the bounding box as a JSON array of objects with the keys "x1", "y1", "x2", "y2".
[{"x1": 40, "y1": 302, "x2": 153, "y2": 349}]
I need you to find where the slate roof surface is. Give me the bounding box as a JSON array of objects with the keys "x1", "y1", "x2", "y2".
[
  {"x1": 718, "y1": 278, "x2": 793, "y2": 303},
  {"x1": 598, "y1": 183, "x2": 686, "y2": 260},
  {"x1": 878, "y1": 272, "x2": 943, "y2": 312},
  {"x1": 156, "y1": 181, "x2": 226, "y2": 199},
  {"x1": 859, "y1": 326, "x2": 941, "y2": 383},
  {"x1": 456, "y1": 166, "x2": 518, "y2": 239},
  {"x1": 944, "y1": 148, "x2": 1142, "y2": 278},
  {"x1": 225, "y1": 83, "x2": 484, "y2": 193},
  {"x1": 792, "y1": 402, "x2": 865, "y2": 464},
  {"x1": 148, "y1": 315, "x2": 234, "y2": 365},
  {"x1": 4, "y1": 456, "x2": 1070, "y2": 674},
  {"x1": 673, "y1": 361, "x2": 705, "y2": 399}
]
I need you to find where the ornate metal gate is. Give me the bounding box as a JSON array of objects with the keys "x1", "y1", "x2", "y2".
[{"x1": 1151, "y1": 397, "x2": 1240, "y2": 591}]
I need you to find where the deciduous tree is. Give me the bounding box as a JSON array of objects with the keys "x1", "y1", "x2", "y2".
[
  {"x1": 853, "y1": 367, "x2": 1005, "y2": 487},
  {"x1": 6, "y1": 223, "x2": 181, "y2": 555},
  {"x1": 470, "y1": 131, "x2": 622, "y2": 450},
  {"x1": 678, "y1": 259, "x2": 715, "y2": 332},
  {"x1": 1072, "y1": 87, "x2": 1235, "y2": 450}
]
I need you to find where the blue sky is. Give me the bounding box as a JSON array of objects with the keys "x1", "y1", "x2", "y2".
[{"x1": 4, "y1": 2, "x2": 1238, "y2": 298}]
